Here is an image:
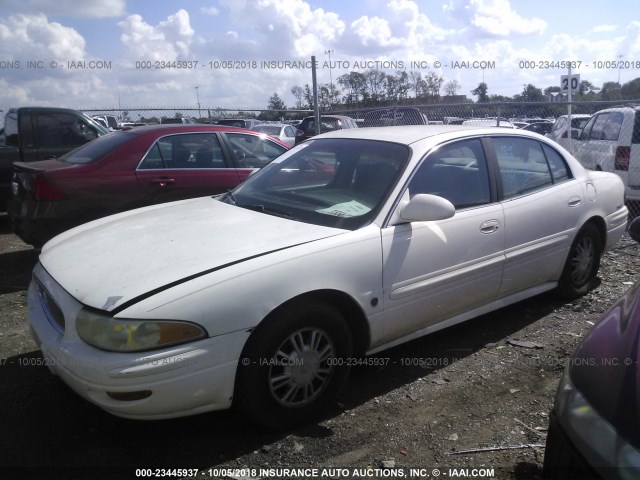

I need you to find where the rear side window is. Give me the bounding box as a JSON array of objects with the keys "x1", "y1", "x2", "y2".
[
  {"x1": 492, "y1": 137, "x2": 553, "y2": 199},
  {"x1": 602, "y1": 112, "x2": 624, "y2": 141},
  {"x1": 541, "y1": 144, "x2": 572, "y2": 183},
  {"x1": 139, "y1": 133, "x2": 226, "y2": 169}
]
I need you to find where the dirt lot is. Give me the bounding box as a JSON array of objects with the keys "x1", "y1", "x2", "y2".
[{"x1": 1, "y1": 211, "x2": 639, "y2": 480}]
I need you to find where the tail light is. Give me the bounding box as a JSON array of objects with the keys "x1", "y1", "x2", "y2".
[
  {"x1": 614, "y1": 146, "x2": 630, "y2": 171},
  {"x1": 34, "y1": 176, "x2": 66, "y2": 201}
]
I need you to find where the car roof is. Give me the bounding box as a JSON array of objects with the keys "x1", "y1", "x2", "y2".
[
  {"x1": 313, "y1": 124, "x2": 533, "y2": 145},
  {"x1": 120, "y1": 124, "x2": 255, "y2": 135}
]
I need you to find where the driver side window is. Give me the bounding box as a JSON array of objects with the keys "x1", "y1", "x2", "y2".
[{"x1": 407, "y1": 139, "x2": 491, "y2": 210}]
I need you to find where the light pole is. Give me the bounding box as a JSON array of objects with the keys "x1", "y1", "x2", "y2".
[
  {"x1": 324, "y1": 49, "x2": 334, "y2": 106},
  {"x1": 195, "y1": 86, "x2": 201, "y2": 120},
  {"x1": 617, "y1": 54, "x2": 624, "y2": 84}
]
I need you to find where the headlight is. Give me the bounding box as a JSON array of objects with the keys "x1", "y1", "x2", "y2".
[
  {"x1": 76, "y1": 308, "x2": 207, "y2": 352},
  {"x1": 554, "y1": 366, "x2": 640, "y2": 477}
]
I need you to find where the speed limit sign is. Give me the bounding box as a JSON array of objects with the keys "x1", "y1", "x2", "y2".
[{"x1": 561, "y1": 74, "x2": 580, "y2": 93}]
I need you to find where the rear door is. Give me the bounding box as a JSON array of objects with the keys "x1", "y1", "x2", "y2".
[
  {"x1": 135, "y1": 132, "x2": 241, "y2": 205},
  {"x1": 487, "y1": 136, "x2": 584, "y2": 297}
]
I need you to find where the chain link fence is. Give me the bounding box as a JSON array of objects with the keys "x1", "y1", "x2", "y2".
[{"x1": 81, "y1": 99, "x2": 640, "y2": 220}]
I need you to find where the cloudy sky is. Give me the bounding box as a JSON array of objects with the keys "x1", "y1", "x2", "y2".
[{"x1": 0, "y1": 0, "x2": 638, "y2": 113}]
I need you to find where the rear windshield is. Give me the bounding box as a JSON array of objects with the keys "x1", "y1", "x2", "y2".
[
  {"x1": 60, "y1": 131, "x2": 132, "y2": 164},
  {"x1": 253, "y1": 126, "x2": 282, "y2": 135},
  {"x1": 218, "y1": 119, "x2": 246, "y2": 127}
]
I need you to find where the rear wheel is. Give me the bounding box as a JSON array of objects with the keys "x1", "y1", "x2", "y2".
[
  {"x1": 556, "y1": 223, "x2": 602, "y2": 299},
  {"x1": 235, "y1": 301, "x2": 353, "y2": 429}
]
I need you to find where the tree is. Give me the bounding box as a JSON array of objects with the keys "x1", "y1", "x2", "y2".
[
  {"x1": 601, "y1": 81, "x2": 622, "y2": 101},
  {"x1": 303, "y1": 84, "x2": 314, "y2": 109},
  {"x1": 394, "y1": 70, "x2": 411, "y2": 100},
  {"x1": 471, "y1": 82, "x2": 488, "y2": 102},
  {"x1": 516, "y1": 84, "x2": 544, "y2": 102},
  {"x1": 408, "y1": 71, "x2": 422, "y2": 98},
  {"x1": 267, "y1": 92, "x2": 286, "y2": 111},
  {"x1": 337, "y1": 71, "x2": 367, "y2": 105},
  {"x1": 578, "y1": 80, "x2": 595, "y2": 95},
  {"x1": 291, "y1": 86, "x2": 304, "y2": 109},
  {"x1": 364, "y1": 69, "x2": 387, "y2": 102},
  {"x1": 443, "y1": 80, "x2": 461, "y2": 96},
  {"x1": 422, "y1": 71, "x2": 444, "y2": 97},
  {"x1": 621, "y1": 78, "x2": 640, "y2": 99}
]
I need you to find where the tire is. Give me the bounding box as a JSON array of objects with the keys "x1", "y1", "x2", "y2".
[
  {"x1": 235, "y1": 301, "x2": 353, "y2": 429},
  {"x1": 556, "y1": 223, "x2": 602, "y2": 299}
]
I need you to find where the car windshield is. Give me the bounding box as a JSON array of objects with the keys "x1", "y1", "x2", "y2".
[
  {"x1": 254, "y1": 126, "x2": 282, "y2": 135},
  {"x1": 60, "y1": 131, "x2": 133, "y2": 164},
  {"x1": 226, "y1": 138, "x2": 410, "y2": 230}
]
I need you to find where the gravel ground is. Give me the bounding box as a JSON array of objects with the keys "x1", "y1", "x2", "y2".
[{"x1": 1, "y1": 211, "x2": 639, "y2": 480}]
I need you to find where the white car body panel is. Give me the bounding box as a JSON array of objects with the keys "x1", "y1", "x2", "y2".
[
  {"x1": 40, "y1": 198, "x2": 345, "y2": 312},
  {"x1": 27, "y1": 125, "x2": 629, "y2": 420}
]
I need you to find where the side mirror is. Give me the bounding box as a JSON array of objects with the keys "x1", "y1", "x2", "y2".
[
  {"x1": 630, "y1": 216, "x2": 640, "y2": 243},
  {"x1": 395, "y1": 194, "x2": 455, "y2": 223}
]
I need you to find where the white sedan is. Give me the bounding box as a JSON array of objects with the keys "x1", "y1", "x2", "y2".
[{"x1": 28, "y1": 126, "x2": 628, "y2": 428}]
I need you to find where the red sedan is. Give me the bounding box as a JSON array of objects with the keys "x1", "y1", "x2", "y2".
[{"x1": 8, "y1": 124, "x2": 289, "y2": 246}]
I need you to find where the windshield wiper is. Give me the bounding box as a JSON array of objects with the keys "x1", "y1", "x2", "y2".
[{"x1": 238, "y1": 203, "x2": 293, "y2": 219}]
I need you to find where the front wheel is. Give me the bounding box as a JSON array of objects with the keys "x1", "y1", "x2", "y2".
[
  {"x1": 556, "y1": 223, "x2": 602, "y2": 299},
  {"x1": 235, "y1": 301, "x2": 353, "y2": 429}
]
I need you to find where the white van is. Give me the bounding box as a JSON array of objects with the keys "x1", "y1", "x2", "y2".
[{"x1": 572, "y1": 106, "x2": 640, "y2": 201}]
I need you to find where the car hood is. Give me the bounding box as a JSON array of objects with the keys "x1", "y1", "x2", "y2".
[
  {"x1": 39, "y1": 197, "x2": 346, "y2": 312},
  {"x1": 570, "y1": 282, "x2": 640, "y2": 448}
]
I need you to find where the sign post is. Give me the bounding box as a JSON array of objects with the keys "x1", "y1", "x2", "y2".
[{"x1": 561, "y1": 69, "x2": 580, "y2": 153}]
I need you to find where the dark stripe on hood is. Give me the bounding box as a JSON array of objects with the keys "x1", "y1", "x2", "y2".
[{"x1": 109, "y1": 240, "x2": 318, "y2": 315}]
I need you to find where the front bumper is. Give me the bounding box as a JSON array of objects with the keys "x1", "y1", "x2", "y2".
[{"x1": 28, "y1": 263, "x2": 248, "y2": 419}]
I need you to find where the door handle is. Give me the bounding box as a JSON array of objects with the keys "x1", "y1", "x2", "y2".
[
  {"x1": 150, "y1": 178, "x2": 175, "y2": 187},
  {"x1": 480, "y1": 219, "x2": 500, "y2": 234},
  {"x1": 568, "y1": 196, "x2": 581, "y2": 207}
]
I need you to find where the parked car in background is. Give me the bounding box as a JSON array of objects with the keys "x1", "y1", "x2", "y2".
[
  {"x1": 294, "y1": 115, "x2": 357, "y2": 144},
  {"x1": 461, "y1": 118, "x2": 515, "y2": 128},
  {"x1": 26, "y1": 126, "x2": 627, "y2": 428},
  {"x1": 0, "y1": 107, "x2": 109, "y2": 211},
  {"x1": 361, "y1": 107, "x2": 429, "y2": 127},
  {"x1": 8, "y1": 124, "x2": 289, "y2": 246},
  {"x1": 216, "y1": 118, "x2": 261, "y2": 129},
  {"x1": 92, "y1": 115, "x2": 119, "y2": 130},
  {"x1": 572, "y1": 106, "x2": 640, "y2": 203},
  {"x1": 543, "y1": 216, "x2": 640, "y2": 479},
  {"x1": 547, "y1": 114, "x2": 592, "y2": 151},
  {"x1": 521, "y1": 121, "x2": 554, "y2": 135},
  {"x1": 160, "y1": 117, "x2": 198, "y2": 125},
  {"x1": 252, "y1": 123, "x2": 299, "y2": 146}
]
